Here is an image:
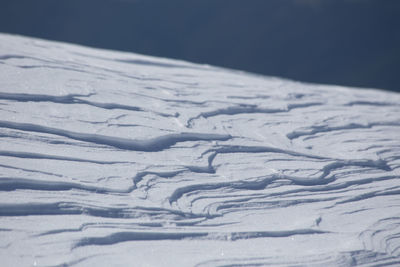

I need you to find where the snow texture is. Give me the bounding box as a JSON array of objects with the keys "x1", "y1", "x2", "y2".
[{"x1": 0, "y1": 33, "x2": 400, "y2": 266}]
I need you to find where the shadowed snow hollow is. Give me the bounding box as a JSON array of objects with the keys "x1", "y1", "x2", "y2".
[{"x1": 0, "y1": 34, "x2": 400, "y2": 266}]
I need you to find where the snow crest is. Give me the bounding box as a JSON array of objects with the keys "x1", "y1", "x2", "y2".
[{"x1": 0, "y1": 34, "x2": 400, "y2": 266}]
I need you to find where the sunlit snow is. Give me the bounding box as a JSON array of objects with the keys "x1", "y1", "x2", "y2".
[{"x1": 0, "y1": 34, "x2": 400, "y2": 266}]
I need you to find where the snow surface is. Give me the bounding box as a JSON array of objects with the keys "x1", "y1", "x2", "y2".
[{"x1": 0, "y1": 33, "x2": 400, "y2": 266}]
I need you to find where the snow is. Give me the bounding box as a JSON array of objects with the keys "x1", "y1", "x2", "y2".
[{"x1": 0, "y1": 33, "x2": 400, "y2": 266}]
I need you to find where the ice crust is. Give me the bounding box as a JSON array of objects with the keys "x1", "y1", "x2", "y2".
[{"x1": 0, "y1": 34, "x2": 400, "y2": 266}]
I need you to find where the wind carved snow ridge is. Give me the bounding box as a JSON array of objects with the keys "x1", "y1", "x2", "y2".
[
  {"x1": 74, "y1": 228, "x2": 327, "y2": 247},
  {"x1": 0, "y1": 92, "x2": 94, "y2": 104},
  {"x1": 0, "y1": 92, "x2": 176, "y2": 117},
  {"x1": 115, "y1": 58, "x2": 201, "y2": 70},
  {"x1": 186, "y1": 102, "x2": 322, "y2": 127},
  {"x1": 205, "y1": 145, "x2": 331, "y2": 160},
  {"x1": 0, "y1": 150, "x2": 129, "y2": 164},
  {"x1": 0, "y1": 120, "x2": 231, "y2": 152},
  {"x1": 0, "y1": 201, "x2": 200, "y2": 219},
  {"x1": 195, "y1": 250, "x2": 400, "y2": 267},
  {"x1": 0, "y1": 163, "x2": 63, "y2": 177},
  {"x1": 0, "y1": 177, "x2": 129, "y2": 194},
  {"x1": 167, "y1": 159, "x2": 392, "y2": 205},
  {"x1": 133, "y1": 142, "x2": 345, "y2": 190},
  {"x1": 287, "y1": 121, "x2": 400, "y2": 140}
]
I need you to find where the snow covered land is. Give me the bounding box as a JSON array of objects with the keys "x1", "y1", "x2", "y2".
[{"x1": 0, "y1": 33, "x2": 400, "y2": 266}]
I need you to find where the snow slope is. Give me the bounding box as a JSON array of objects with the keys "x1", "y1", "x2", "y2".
[{"x1": 0, "y1": 33, "x2": 400, "y2": 266}]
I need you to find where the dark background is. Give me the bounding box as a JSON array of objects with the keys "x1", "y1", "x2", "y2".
[{"x1": 1, "y1": 0, "x2": 399, "y2": 92}]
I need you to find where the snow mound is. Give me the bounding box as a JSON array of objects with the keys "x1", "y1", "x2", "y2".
[{"x1": 0, "y1": 34, "x2": 400, "y2": 266}]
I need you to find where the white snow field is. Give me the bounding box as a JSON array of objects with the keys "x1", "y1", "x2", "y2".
[{"x1": 0, "y1": 33, "x2": 400, "y2": 267}]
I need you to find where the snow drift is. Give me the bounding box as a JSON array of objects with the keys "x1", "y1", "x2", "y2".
[{"x1": 0, "y1": 34, "x2": 399, "y2": 266}]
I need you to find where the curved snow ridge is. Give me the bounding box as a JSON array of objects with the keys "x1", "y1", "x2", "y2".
[
  {"x1": 0, "y1": 92, "x2": 94, "y2": 104},
  {"x1": 0, "y1": 92, "x2": 178, "y2": 117},
  {"x1": 205, "y1": 145, "x2": 334, "y2": 160},
  {"x1": 207, "y1": 176, "x2": 399, "y2": 219},
  {"x1": 287, "y1": 121, "x2": 400, "y2": 140},
  {"x1": 186, "y1": 102, "x2": 322, "y2": 127},
  {"x1": 132, "y1": 170, "x2": 187, "y2": 189},
  {"x1": 0, "y1": 201, "x2": 199, "y2": 220},
  {"x1": 132, "y1": 165, "x2": 218, "y2": 190},
  {"x1": 167, "y1": 158, "x2": 392, "y2": 206},
  {"x1": 0, "y1": 163, "x2": 63, "y2": 177},
  {"x1": 0, "y1": 120, "x2": 231, "y2": 152},
  {"x1": 195, "y1": 250, "x2": 400, "y2": 267},
  {"x1": 344, "y1": 100, "x2": 400, "y2": 107},
  {"x1": 0, "y1": 177, "x2": 130, "y2": 194},
  {"x1": 115, "y1": 58, "x2": 203, "y2": 70},
  {"x1": 74, "y1": 229, "x2": 327, "y2": 248},
  {"x1": 336, "y1": 188, "x2": 400, "y2": 205},
  {"x1": 0, "y1": 54, "x2": 28, "y2": 61},
  {"x1": 0, "y1": 150, "x2": 130, "y2": 164},
  {"x1": 360, "y1": 217, "x2": 400, "y2": 258}
]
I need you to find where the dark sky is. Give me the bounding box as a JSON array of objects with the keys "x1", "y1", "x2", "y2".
[{"x1": 1, "y1": 0, "x2": 400, "y2": 92}]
